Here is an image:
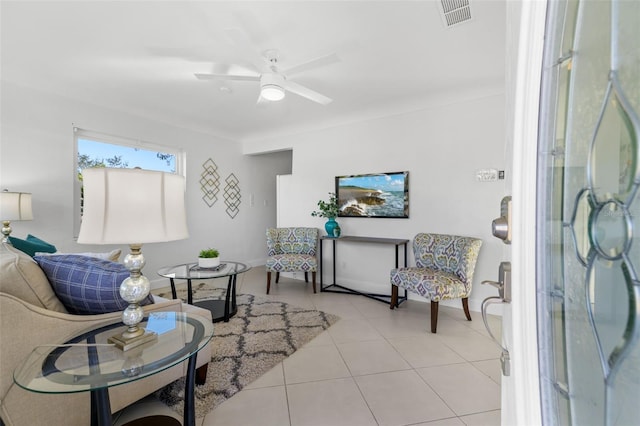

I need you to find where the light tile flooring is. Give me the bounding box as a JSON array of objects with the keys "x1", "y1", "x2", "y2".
[{"x1": 135, "y1": 267, "x2": 502, "y2": 426}]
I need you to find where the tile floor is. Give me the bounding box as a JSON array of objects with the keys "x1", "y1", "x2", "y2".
[{"x1": 133, "y1": 267, "x2": 503, "y2": 426}]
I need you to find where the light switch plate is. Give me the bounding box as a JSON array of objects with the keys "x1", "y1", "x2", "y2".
[{"x1": 476, "y1": 169, "x2": 499, "y2": 182}]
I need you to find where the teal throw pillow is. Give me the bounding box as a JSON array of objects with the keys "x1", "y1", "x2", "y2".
[
  {"x1": 9, "y1": 234, "x2": 57, "y2": 257},
  {"x1": 26, "y1": 234, "x2": 57, "y2": 251}
]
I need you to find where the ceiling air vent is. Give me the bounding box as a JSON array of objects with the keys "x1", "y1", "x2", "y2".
[{"x1": 438, "y1": 0, "x2": 472, "y2": 28}]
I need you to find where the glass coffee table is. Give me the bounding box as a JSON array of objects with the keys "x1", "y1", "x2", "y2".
[
  {"x1": 157, "y1": 261, "x2": 251, "y2": 323},
  {"x1": 13, "y1": 312, "x2": 213, "y2": 426}
]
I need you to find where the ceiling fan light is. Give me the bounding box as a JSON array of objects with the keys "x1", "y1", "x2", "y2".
[{"x1": 261, "y1": 84, "x2": 285, "y2": 101}]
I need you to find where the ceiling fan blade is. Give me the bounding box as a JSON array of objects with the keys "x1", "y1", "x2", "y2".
[
  {"x1": 195, "y1": 73, "x2": 260, "y2": 82},
  {"x1": 224, "y1": 28, "x2": 268, "y2": 71},
  {"x1": 282, "y1": 53, "x2": 340, "y2": 76},
  {"x1": 283, "y1": 80, "x2": 333, "y2": 105}
]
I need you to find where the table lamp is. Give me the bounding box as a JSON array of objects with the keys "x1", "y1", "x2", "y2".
[
  {"x1": 77, "y1": 168, "x2": 189, "y2": 350},
  {"x1": 1, "y1": 190, "x2": 34, "y2": 243}
]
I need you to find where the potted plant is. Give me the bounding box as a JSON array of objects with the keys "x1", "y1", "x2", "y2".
[
  {"x1": 198, "y1": 248, "x2": 220, "y2": 268},
  {"x1": 311, "y1": 192, "x2": 341, "y2": 237}
]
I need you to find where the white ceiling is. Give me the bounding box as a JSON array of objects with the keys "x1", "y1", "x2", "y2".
[{"x1": 1, "y1": 1, "x2": 506, "y2": 142}]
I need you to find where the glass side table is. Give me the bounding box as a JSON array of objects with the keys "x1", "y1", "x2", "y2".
[
  {"x1": 157, "y1": 261, "x2": 251, "y2": 322},
  {"x1": 13, "y1": 312, "x2": 213, "y2": 426}
]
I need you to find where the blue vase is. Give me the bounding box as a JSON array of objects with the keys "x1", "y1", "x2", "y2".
[{"x1": 325, "y1": 218, "x2": 341, "y2": 237}]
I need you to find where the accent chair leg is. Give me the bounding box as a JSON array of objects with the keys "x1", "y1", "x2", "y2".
[
  {"x1": 390, "y1": 285, "x2": 398, "y2": 310},
  {"x1": 304, "y1": 272, "x2": 309, "y2": 283},
  {"x1": 275, "y1": 272, "x2": 280, "y2": 283},
  {"x1": 430, "y1": 301, "x2": 439, "y2": 333},
  {"x1": 462, "y1": 297, "x2": 472, "y2": 321},
  {"x1": 311, "y1": 272, "x2": 317, "y2": 293},
  {"x1": 196, "y1": 363, "x2": 208, "y2": 385},
  {"x1": 267, "y1": 271, "x2": 272, "y2": 294}
]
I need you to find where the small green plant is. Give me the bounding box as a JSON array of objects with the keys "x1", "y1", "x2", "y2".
[
  {"x1": 311, "y1": 192, "x2": 339, "y2": 219},
  {"x1": 199, "y1": 248, "x2": 219, "y2": 258}
]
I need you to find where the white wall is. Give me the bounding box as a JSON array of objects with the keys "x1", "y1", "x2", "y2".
[
  {"x1": 0, "y1": 79, "x2": 506, "y2": 312},
  {"x1": 245, "y1": 93, "x2": 508, "y2": 313},
  {"x1": 0, "y1": 82, "x2": 290, "y2": 288}
]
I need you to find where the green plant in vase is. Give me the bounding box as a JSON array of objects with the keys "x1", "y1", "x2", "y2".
[
  {"x1": 311, "y1": 192, "x2": 341, "y2": 237},
  {"x1": 198, "y1": 248, "x2": 220, "y2": 268}
]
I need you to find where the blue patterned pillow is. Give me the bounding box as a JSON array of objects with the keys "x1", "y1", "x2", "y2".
[{"x1": 34, "y1": 255, "x2": 154, "y2": 315}]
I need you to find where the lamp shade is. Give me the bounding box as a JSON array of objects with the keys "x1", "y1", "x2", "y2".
[
  {"x1": 0, "y1": 191, "x2": 33, "y2": 221},
  {"x1": 77, "y1": 168, "x2": 189, "y2": 244}
]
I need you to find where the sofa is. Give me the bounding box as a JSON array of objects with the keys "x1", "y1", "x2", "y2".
[{"x1": 0, "y1": 243, "x2": 212, "y2": 426}]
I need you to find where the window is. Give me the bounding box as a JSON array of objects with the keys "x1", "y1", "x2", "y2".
[{"x1": 73, "y1": 127, "x2": 186, "y2": 237}]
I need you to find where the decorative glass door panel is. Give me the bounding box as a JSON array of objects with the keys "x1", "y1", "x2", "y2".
[{"x1": 537, "y1": 0, "x2": 639, "y2": 425}]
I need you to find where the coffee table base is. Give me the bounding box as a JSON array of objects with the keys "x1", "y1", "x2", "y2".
[
  {"x1": 121, "y1": 415, "x2": 181, "y2": 426},
  {"x1": 159, "y1": 261, "x2": 250, "y2": 324},
  {"x1": 194, "y1": 299, "x2": 238, "y2": 323}
]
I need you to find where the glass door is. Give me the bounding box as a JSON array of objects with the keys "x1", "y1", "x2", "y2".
[{"x1": 537, "y1": 0, "x2": 639, "y2": 425}]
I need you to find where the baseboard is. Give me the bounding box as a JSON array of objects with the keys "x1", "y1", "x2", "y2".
[{"x1": 163, "y1": 264, "x2": 505, "y2": 317}]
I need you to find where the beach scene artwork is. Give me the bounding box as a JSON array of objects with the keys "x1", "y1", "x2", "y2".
[{"x1": 336, "y1": 171, "x2": 409, "y2": 218}]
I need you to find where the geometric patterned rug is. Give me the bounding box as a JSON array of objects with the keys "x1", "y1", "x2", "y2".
[{"x1": 154, "y1": 291, "x2": 340, "y2": 418}]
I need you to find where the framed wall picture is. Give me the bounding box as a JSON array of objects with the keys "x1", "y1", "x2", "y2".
[{"x1": 335, "y1": 171, "x2": 409, "y2": 218}]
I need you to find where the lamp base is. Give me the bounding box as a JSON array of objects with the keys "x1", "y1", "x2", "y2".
[
  {"x1": 2, "y1": 220, "x2": 12, "y2": 243},
  {"x1": 108, "y1": 329, "x2": 157, "y2": 351}
]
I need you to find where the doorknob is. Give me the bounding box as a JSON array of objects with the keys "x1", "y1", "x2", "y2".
[{"x1": 492, "y1": 196, "x2": 512, "y2": 244}]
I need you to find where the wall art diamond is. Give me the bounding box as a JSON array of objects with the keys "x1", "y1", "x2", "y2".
[
  {"x1": 224, "y1": 173, "x2": 241, "y2": 219},
  {"x1": 200, "y1": 158, "x2": 220, "y2": 207}
]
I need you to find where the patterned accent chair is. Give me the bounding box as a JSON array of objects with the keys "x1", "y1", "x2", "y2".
[
  {"x1": 266, "y1": 227, "x2": 319, "y2": 294},
  {"x1": 390, "y1": 233, "x2": 483, "y2": 333}
]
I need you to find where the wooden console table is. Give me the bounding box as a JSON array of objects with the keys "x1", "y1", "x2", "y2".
[{"x1": 319, "y1": 235, "x2": 409, "y2": 305}]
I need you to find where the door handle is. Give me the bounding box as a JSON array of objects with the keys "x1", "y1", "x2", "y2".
[
  {"x1": 481, "y1": 297, "x2": 511, "y2": 376},
  {"x1": 481, "y1": 261, "x2": 511, "y2": 376},
  {"x1": 482, "y1": 279, "x2": 503, "y2": 291},
  {"x1": 481, "y1": 261, "x2": 511, "y2": 302}
]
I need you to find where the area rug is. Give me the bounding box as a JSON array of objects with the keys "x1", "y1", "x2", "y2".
[{"x1": 154, "y1": 291, "x2": 340, "y2": 418}]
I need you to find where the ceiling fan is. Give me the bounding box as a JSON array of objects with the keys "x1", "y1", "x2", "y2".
[{"x1": 195, "y1": 28, "x2": 339, "y2": 105}]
